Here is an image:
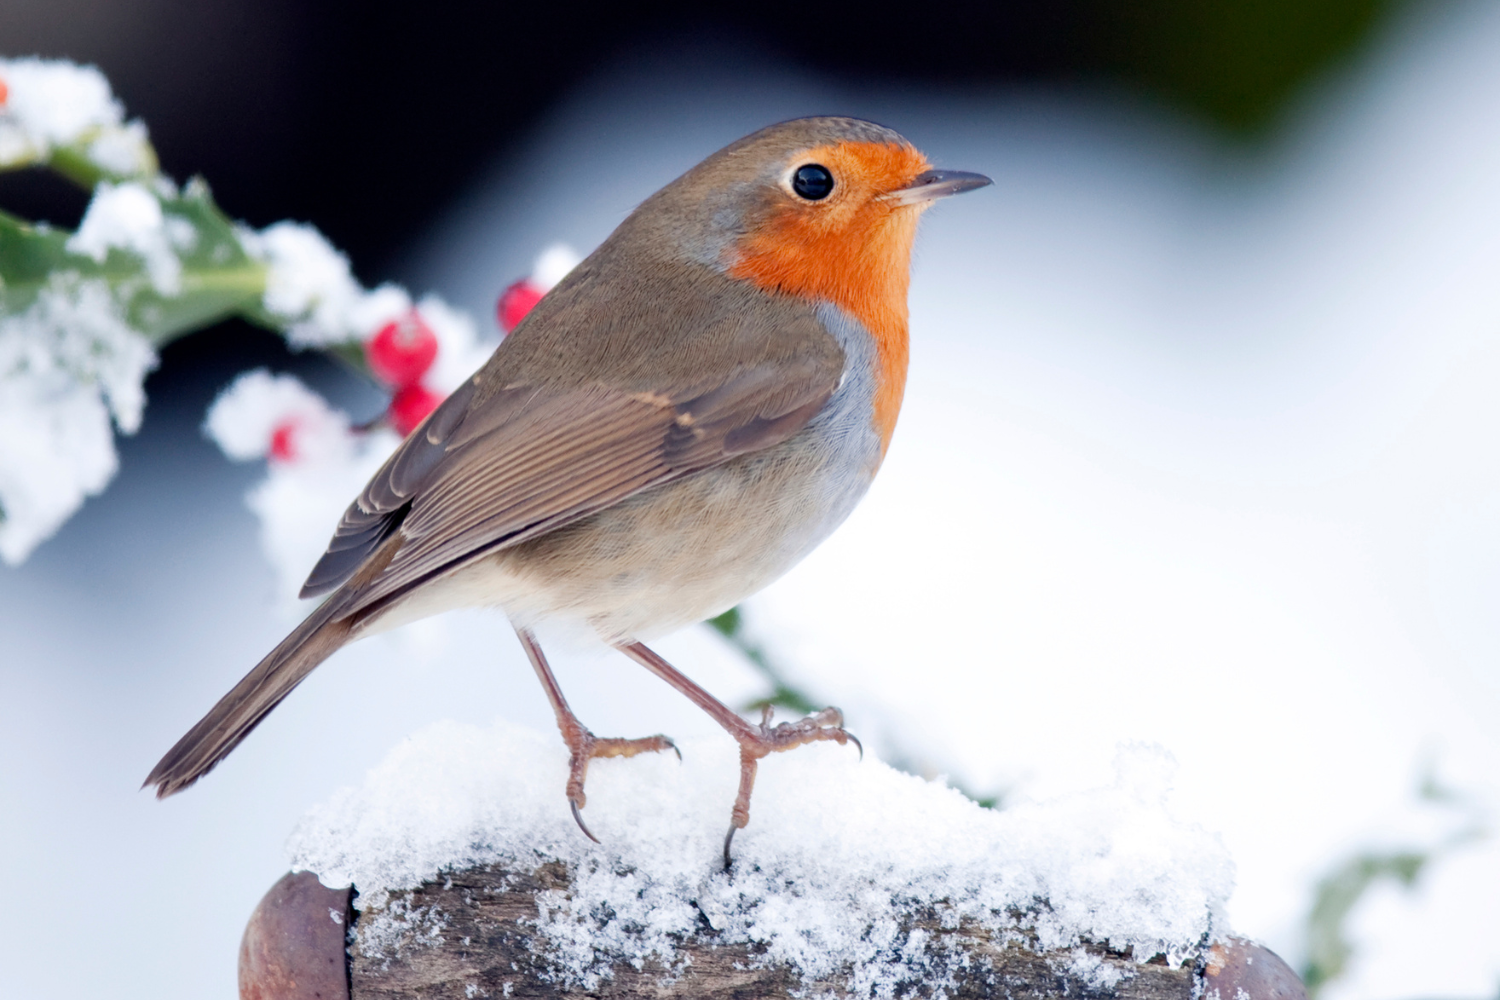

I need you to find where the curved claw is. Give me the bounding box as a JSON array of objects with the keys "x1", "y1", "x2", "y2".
[
  {"x1": 666, "y1": 738, "x2": 683, "y2": 762},
  {"x1": 723, "y1": 824, "x2": 738, "y2": 871},
  {"x1": 846, "y1": 731, "x2": 864, "y2": 762},
  {"x1": 570, "y1": 799, "x2": 601, "y2": 844}
]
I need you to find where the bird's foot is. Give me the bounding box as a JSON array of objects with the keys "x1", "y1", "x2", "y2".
[
  {"x1": 723, "y1": 705, "x2": 861, "y2": 867},
  {"x1": 562, "y1": 725, "x2": 679, "y2": 842}
]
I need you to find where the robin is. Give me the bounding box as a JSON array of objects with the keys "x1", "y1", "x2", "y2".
[{"x1": 146, "y1": 117, "x2": 990, "y2": 864}]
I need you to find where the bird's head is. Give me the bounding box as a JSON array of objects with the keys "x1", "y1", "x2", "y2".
[
  {"x1": 576, "y1": 117, "x2": 990, "y2": 456},
  {"x1": 632, "y1": 117, "x2": 990, "y2": 327},
  {"x1": 644, "y1": 117, "x2": 989, "y2": 452}
]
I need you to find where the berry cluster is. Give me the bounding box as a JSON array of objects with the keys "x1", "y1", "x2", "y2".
[
  {"x1": 496, "y1": 243, "x2": 579, "y2": 334},
  {"x1": 254, "y1": 247, "x2": 576, "y2": 464},
  {"x1": 496, "y1": 278, "x2": 545, "y2": 333},
  {"x1": 365, "y1": 310, "x2": 443, "y2": 436}
]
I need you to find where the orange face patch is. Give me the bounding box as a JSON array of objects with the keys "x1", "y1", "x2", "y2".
[{"x1": 726, "y1": 141, "x2": 931, "y2": 458}]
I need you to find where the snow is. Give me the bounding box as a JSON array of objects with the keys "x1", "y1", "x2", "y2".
[
  {"x1": 415, "y1": 294, "x2": 494, "y2": 394},
  {"x1": 67, "y1": 182, "x2": 194, "y2": 295},
  {"x1": 204, "y1": 369, "x2": 402, "y2": 602},
  {"x1": 531, "y1": 243, "x2": 582, "y2": 290},
  {"x1": 0, "y1": 57, "x2": 154, "y2": 176},
  {"x1": 288, "y1": 721, "x2": 1233, "y2": 994},
  {"x1": 246, "y1": 222, "x2": 369, "y2": 346},
  {"x1": 243, "y1": 219, "x2": 480, "y2": 354},
  {"x1": 0, "y1": 59, "x2": 118, "y2": 145},
  {"x1": 204, "y1": 369, "x2": 351, "y2": 464},
  {"x1": 1066, "y1": 948, "x2": 1129, "y2": 990},
  {"x1": 245, "y1": 434, "x2": 402, "y2": 605},
  {"x1": 245, "y1": 221, "x2": 432, "y2": 348},
  {"x1": 86, "y1": 120, "x2": 153, "y2": 176},
  {"x1": 0, "y1": 279, "x2": 155, "y2": 563}
]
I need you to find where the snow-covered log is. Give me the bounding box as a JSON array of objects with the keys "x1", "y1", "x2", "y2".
[
  {"x1": 241, "y1": 870, "x2": 1304, "y2": 1000},
  {"x1": 239, "y1": 720, "x2": 1308, "y2": 999}
]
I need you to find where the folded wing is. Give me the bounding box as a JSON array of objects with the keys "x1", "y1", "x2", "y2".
[{"x1": 301, "y1": 350, "x2": 841, "y2": 623}]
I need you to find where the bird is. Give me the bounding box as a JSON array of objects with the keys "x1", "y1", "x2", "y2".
[{"x1": 145, "y1": 116, "x2": 990, "y2": 865}]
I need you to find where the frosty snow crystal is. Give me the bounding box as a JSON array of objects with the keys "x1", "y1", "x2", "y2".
[
  {"x1": 0, "y1": 280, "x2": 155, "y2": 563},
  {"x1": 288, "y1": 721, "x2": 1234, "y2": 997},
  {"x1": 0, "y1": 57, "x2": 154, "y2": 177}
]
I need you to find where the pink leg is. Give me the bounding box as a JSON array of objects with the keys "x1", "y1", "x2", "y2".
[
  {"x1": 614, "y1": 640, "x2": 860, "y2": 866},
  {"x1": 516, "y1": 628, "x2": 677, "y2": 842}
]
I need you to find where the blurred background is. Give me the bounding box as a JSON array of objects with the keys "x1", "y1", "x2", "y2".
[{"x1": 2, "y1": 1, "x2": 1498, "y2": 997}]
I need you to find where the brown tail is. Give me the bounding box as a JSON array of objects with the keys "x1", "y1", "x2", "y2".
[{"x1": 144, "y1": 598, "x2": 355, "y2": 798}]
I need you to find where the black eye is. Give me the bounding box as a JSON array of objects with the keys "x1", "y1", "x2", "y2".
[{"x1": 792, "y1": 163, "x2": 834, "y2": 200}]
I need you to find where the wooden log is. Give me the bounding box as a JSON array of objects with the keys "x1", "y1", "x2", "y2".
[{"x1": 239, "y1": 864, "x2": 1308, "y2": 1000}]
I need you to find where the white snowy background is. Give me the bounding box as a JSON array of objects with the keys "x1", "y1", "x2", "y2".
[{"x1": 2, "y1": 2, "x2": 1500, "y2": 998}]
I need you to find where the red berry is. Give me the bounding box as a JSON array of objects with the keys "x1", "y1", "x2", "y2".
[
  {"x1": 365, "y1": 311, "x2": 439, "y2": 387},
  {"x1": 389, "y1": 383, "x2": 443, "y2": 437},
  {"x1": 497, "y1": 279, "x2": 545, "y2": 333},
  {"x1": 0, "y1": 78, "x2": 9, "y2": 108},
  {"x1": 268, "y1": 419, "x2": 299, "y2": 462}
]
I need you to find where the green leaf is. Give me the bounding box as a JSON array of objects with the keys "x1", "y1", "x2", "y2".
[
  {"x1": 46, "y1": 139, "x2": 158, "y2": 188},
  {"x1": 1302, "y1": 849, "x2": 1429, "y2": 994},
  {"x1": 0, "y1": 182, "x2": 267, "y2": 348},
  {"x1": 0, "y1": 210, "x2": 80, "y2": 312},
  {"x1": 707, "y1": 607, "x2": 742, "y2": 638}
]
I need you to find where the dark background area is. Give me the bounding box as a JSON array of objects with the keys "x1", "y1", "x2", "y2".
[
  {"x1": 2, "y1": 0, "x2": 1397, "y2": 278},
  {"x1": 0, "y1": 0, "x2": 1407, "y2": 476}
]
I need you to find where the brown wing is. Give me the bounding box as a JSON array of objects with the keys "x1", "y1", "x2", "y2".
[
  {"x1": 144, "y1": 350, "x2": 836, "y2": 799},
  {"x1": 299, "y1": 354, "x2": 839, "y2": 620}
]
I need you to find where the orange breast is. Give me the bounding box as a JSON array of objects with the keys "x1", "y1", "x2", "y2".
[{"x1": 726, "y1": 141, "x2": 929, "y2": 458}]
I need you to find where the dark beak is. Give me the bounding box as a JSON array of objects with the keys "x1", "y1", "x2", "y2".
[{"x1": 886, "y1": 169, "x2": 993, "y2": 206}]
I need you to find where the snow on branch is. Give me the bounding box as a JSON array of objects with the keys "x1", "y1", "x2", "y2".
[
  {"x1": 0, "y1": 57, "x2": 155, "y2": 182},
  {"x1": 281, "y1": 721, "x2": 1243, "y2": 999},
  {"x1": 0, "y1": 55, "x2": 580, "y2": 569}
]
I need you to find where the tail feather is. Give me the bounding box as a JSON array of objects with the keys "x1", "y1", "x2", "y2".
[{"x1": 145, "y1": 599, "x2": 355, "y2": 798}]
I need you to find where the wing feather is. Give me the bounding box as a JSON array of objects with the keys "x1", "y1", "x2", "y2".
[{"x1": 299, "y1": 350, "x2": 842, "y2": 618}]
